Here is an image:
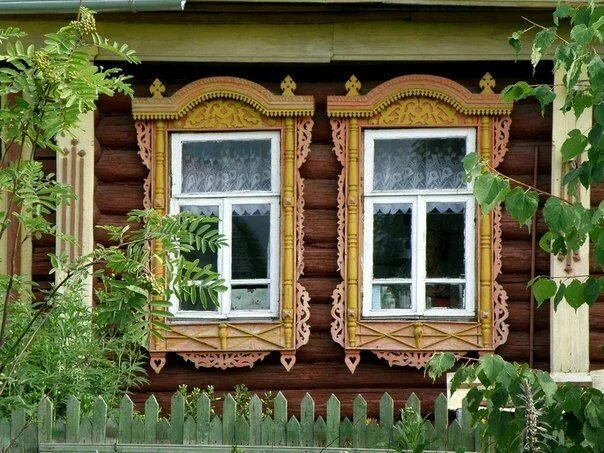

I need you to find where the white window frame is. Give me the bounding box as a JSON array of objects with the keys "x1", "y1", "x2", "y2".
[
  {"x1": 169, "y1": 131, "x2": 281, "y2": 320},
  {"x1": 362, "y1": 128, "x2": 476, "y2": 319}
]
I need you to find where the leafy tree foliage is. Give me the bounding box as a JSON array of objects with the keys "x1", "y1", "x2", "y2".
[
  {"x1": 0, "y1": 8, "x2": 226, "y2": 413},
  {"x1": 465, "y1": 0, "x2": 604, "y2": 308}
]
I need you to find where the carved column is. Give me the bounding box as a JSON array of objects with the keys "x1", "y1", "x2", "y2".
[
  {"x1": 282, "y1": 117, "x2": 295, "y2": 348},
  {"x1": 479, "y1": 116, "x2": 493, "y2": 347},
  {"x1": 346, "y1": 118, "x2": 359, "y2": 347}
]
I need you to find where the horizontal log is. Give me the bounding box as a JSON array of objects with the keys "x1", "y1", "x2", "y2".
[
  {"x1": 501, "y1": 211, "x2": 547, "y2": 241},
  {"x1": 591, "y1": 331, "x2": 604, "y2": 363},
  {"x1": 95, "y1": 115, "x2": 138, "y2": 149},
  {"x1": 497, "y1": 328, "x2": 549, "y2": 363},
  {"x1": 501, "y1": 240, "x2": 549, "y2": 275},
  {"x1": 308, "y1": 303, "x2": 334, "y2": 332},
  {"x1": 303, "y1": 209, "x2": 338, "y2": 244},
  {"x1": 94, "y1": 214, "x2": 143, "y2": 245},
  {"x1": 132, "y1": 387, "x2": 446, "y2": 418},
  {"x1": 95, "y1": 183, "x2": 144, "y2": 215},
  {"x1": 32, "y1": 246, "x2": 53, "y2": 277},
  {"x1": 98, "y1": 93, "x2": 132, "y2": 115},
  {"x1": 304, "y1": 179, "x2": 338, "y2": 210},
  {"x1": 304, "y1": 245, "x2": 338, "y2": 277},
  {"x1": 300, "y1": 144, "x2": 340, "y2": 180},
  {"x1": 506, "y1": 300, "x2": 550, "y2": 332},
  {"x1": 142, "y1": 358, "x2": 446, "y2": 393},
  {"x1": 96, "y1": 148, "x2": 147, "y2": 183},
  {"x1": 498, "y1": 141, "x2": 551, "y2": 176},
  {"x1": 509, "y1": 101, "x2": 552, "y2": 140},
  {"x1": 296, "y1": 331, "x2": 343, "y2": 363},
  {"x1": 300, "y1": 277, "x2": 340, "y2": 304}
]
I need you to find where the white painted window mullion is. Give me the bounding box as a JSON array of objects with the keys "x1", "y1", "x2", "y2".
[
  {"x1": 415, "y1": 196, "x2": 426, "y2": 315},
  {"x1": 222, "y1": 198, "x2": 232, "y2": 317}
]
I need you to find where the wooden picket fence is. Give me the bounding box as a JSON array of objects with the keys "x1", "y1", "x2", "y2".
[{"x1": 1, "y1": 392, "x2": 478, "y2": 452}]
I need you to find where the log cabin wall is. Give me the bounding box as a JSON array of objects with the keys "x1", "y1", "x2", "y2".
[{"x1": 91, "y1": 61, "x2": 559, "y2": 417}]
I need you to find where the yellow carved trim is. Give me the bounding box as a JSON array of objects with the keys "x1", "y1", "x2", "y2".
[
  {"x1": 347, "y1": 118, "x2": 359, "y2": 347},
  {"x1": 280, "y1": 75, "x2": 297, "y2": 96},
  {"x1": 327, "y1": 74, "x2": 512, "y2": 118},
  {"x1": 171, "y1": 99, "x2": 279, "y2": 129},
  {"x1": 480, "y1": 116, "x2": 492, "y2": 347},
  {"x1": 345, "y1": 75, "x2": 361, "y2": 96},
  {"x1": 367, "y1": 97, "x2": 460, "y2": 126},
  {"x1": 133, "y1": 76, "x2": 314, "y2": 120},
  {"x1": 282, "y1": 117, "x2": 295, "y2": 349},
  {"x1": 479, "y1": 72, "x2": 496, "y2": 94},
  {"x1": 150, "y1": 78, "x2": 166, "y2": 99}
]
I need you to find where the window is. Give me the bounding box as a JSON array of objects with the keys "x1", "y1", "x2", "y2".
[
  {"x1": 362, "y1": 128, "x2": 476, "y2": 318},
  {"x1": 170, "y1": 131, "x2": 281, "y2": 319}
]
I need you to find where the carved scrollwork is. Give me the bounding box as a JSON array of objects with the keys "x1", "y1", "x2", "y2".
[
  {"x1": 178, "y1": 352, "x2": 270, "y2": 370},
  {"x1": 368, "y1": 97, "x2": 459, "y2": 126},
  {"x1": 373, "y1": 351, "x2": 467, "y2": 369},
  {"x1": 331, "y1": 282, "x2": 346, "y2": 348},
  {"x1": 492, "y1": 205, "x2": 510, "y2": 348},
  {"x1": 173, "y1": 99, "x2": 279, "y2": 129},
  {"x1": 135, "y1": 120, "x2": 153, "y2": 209},
  {"x1": 492, "y1": 116, "x2": 512, "y2": 168}
]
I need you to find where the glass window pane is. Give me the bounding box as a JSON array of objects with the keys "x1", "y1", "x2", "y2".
[
  {"x1": 426, "y1": 283, "x2": 465, "y2": 310},
  {"x1": 181, "y1": 205, "x2": 219, "y2": 271},
  {"x1": 232, "y1": 204, "x2": 271, "y2": 280},
  {"x1": 372, "y1": 283, "x2": 412, "y2": 310},
  {"x1": 180, "y1": 291, "x2": 219, "y2": 312},
  {"x1": 373, "y1": 203, "x2": 412, "y2": 279},
  {"x1": 181, "y1": 139, "x2": 272, "y2": 193},
  {"x1": 426, "y1": 202, "x2": 465, "y2": 278},
  {"x1": 231, "y1": 284, "x2": 270, "y2": 310},
  {"x1": 373, "y1": 137, "x2": 466, "y2": 191}
]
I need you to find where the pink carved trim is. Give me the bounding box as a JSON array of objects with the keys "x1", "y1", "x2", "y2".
[
  {"x1": 331, "y1": 282, "x2": 346, "y2": 347},
  {"x1": 178, "y1": 352, "x2": 269, "y2": 370},
  {"x1": 345, "y1": 351, "x2": 361, "y2": 374},
  {"x1": 296, "y1": 282, "x2": 311, "y2": 348},
  {"x1": 280, "y1": 351, "x2": 297, "y2": 371},
  {"x1": 374, "y1": 351, "x2": 467, "y2": 369},
  {"x1": 493, "y1": 206, "x2": 503, "y2": 279},
  {"x1": 135, "y1": 120, "x2": 153, "y2": 209},
  {"x1": 149, "y1": 352, "x2": 166, "y2": 374},
  {"x1": 493, "y1": 282, "x2": 510, "y2": 348},
  {"x1": 492, "y1": 115, "x2": 512, "y2": 169}
]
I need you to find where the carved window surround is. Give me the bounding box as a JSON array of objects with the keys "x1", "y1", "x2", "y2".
[
  {"x1": 132, "y1": 76, "x2": 314, "y2": 373},
  {"x1": 327, "y1": 74, "x2": 512, "y2": 373}
]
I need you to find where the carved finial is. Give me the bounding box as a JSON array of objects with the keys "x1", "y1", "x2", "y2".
[
  {"x1": 479, "y1": 72, "x2": 496, "y2": 94},
  {"x1": 280, "y1": 75, "x2": 296, "y2": 96},
  {"x1": 345, "y1": 75, "x2": 361, "y2": 96},
  {"x1": 150, "y1": 78, "x2": 165, "y2": 98}
]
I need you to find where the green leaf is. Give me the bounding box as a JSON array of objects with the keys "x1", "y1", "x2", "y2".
[
  {"x1": 584, "y1": 277, "x2": 600, "y2": 306},
  {"x1": 561, "y1": 129, "x2": 588, "y2": 161},
  {"x1": 554, "y1": 282, "x2": 566, "y2": 310},
  {"x1": 533, "y1": 85, "x2": 556, "y2": 113},
  {"x1": 554, "y1": 3, "x2": 574, "y2": 26},
  {"x1": 531, "y1": 277, "x2": 557, "y2": 306},
  {"x1": 473, "y1": 173, "x2": 510, "y2": 214},
  {"x1": 508, "y1": 30, "x2": 523, "y2": 56},
  {"x1": 425, "y1": 352, "x2": 456, "y2": 381},
  {"x1": 479, "y1": 354, "x2": 505, "y2": 385},
  {"x1": 531, "y1": 27, "x2": 557, "y2": 68},
  {"x1": 501, "y1": 81, "x2": 533, "y2": 102},
  {"x1": 564, "y1": 279, "x2": 585, "y2": 309},
  {"x1": 543, "y1": 198, "x2": 578, "y2": 233},
  {"x1": 504, "y1": 187, "x2": 539, "y2": 229}
]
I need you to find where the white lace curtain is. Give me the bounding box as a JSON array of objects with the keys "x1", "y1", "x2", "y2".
[
  {"x1": 183, "y1": 204, "x2": 271, "y2": 216},
  {"x1": 181, "y1": 140, "x2": 272, "y2": 193},
  {"x1": 374, "y1": 202, "x2": 466, "y2": 214},
  {"x1": 373, "y1": 138, "x2": 466, "y2": 191}
]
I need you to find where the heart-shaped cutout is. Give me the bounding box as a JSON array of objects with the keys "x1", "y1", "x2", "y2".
[
  {"x1": 345, "y1": 352, "x2": 360, "y2": 374},
  {"x1": 150, "y1": 356, "x2": 166, "y2": 374},
  {"x1": 280, "y1": 354, "x2": 296, "y2": 371}
]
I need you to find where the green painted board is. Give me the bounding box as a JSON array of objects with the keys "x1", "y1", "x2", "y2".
[
  {"x1": 313, "y1": 416, "x2": 326, "y2": 448},
  {"x1": 221, "y1": 394, "x2": 236, "y2": 445},
  {"x1": 234, "y1": 416, "x2": 249, "y2": 446},
  {"x1": 209, "y1": 416, "x2": 222, "y2": 445},
  {"x1": 37, "y1": 397, "x2": 53, "y2": 444},
  {"x1": 118, "y1": 395, "x2": 134, "y2": 444},
  {"x1": 65, "y1": 396, "x2": 80, "y2": 443},
  {"x1": 248, "y1": 395, "x2": 262, "y2": 446},
  {"x1": 91, "y1": 396, "x2": 107, "y2": 443},
  {"x1": 261, "y1": 415, "x2": 274, "y2": 446},
  {"x1": 273, "y1": 392, "x2": 287, "y2": 446},
  {"x1": 300, "y1": 393, "x2": 314, "y2": 447},
  {"x1": 352, "y1": 394, "x2": 367, "y2": 448},
  {"x1": 183, "y1": 416, "x2": 196, "y2": 445},
  {"x1": 131, "y1": 418, "x2": 144, "y2": 444},
  {"x1": 170, "y1": 393, "x2": 185, "y2": 444},
  {"x1": 339, "y1": 417, "x2": 353, "y2": 448},
  {"x1": 286, "y1": 416, "x2": 300, "y2": 447},
  {"x1": 196, "y1": 394, "x2": 211, "y2": 444},
  {"x1": 144, "y1": 395, "x2": 159, "y2": 444}
]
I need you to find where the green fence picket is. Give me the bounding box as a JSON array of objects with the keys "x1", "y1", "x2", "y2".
[
  {"x1": 313, "y1": 416, "x2": 326, "y2": 447},
  {"x1": 0, "y1": 417, "x2": 10, "y2": 450},
  {"x1": 10, "y1": 401, "x2": 25, "y2": 453},
  {"x1": 461, "y1": 400, "x2": 474, "y2": 450},
  {"x1": 170, "y1": 392, "x2": 185, "y2": 444},
  {"x1": 183, "y1": 416, "x2": 196, "y2": 444},
  {"x1": 365, "y1": 421, "x2": 380, "y2": 448},
  {"x1": 261, "y1": 415, "x2": 274, "y2": 445},
  {"x1": 78, "y1": 417, "x2": 92, "y2": 444},
  {"x1": 248, "y1": 395, "x2": 262, "y2": 445},
  {"x1": 300, "y1": 393, "x2": 314, "y2": 447},
  {"x1": 235, "y1": 416, "x2": 249, "y2": 446},
  {"x1": 157, "y1": 418, "x2": 171, "y2": 444},
  {"x1": 433, "y1": 393, "x2": 448, "y2": 450},
  {"x1": 106, "y1": 417, "x2": 118, "y2": 443},
  {"x1": 352, "y1": 394, "x2": 367, "y2": 448},
  {"x1": 131, "y1": 417, "x2": 144, "y2": 444},
  {"x1": 52, "y1": 419, "x2": 65, "y2": 443},
  {"x1": 22, "y1": 423, "x2": 37, "y2": 453},
  {"x1": 222, "y1": 394, "x2": 236, "y2": 445},
  {"x1": 65, "y1": 396, "x2": 80, "y2": 443},
  {"x1": 286, "y1": 416, "x2": 300, "y2": 446},
  {"x1": 144, "y1": 395, "x2": 159, "y2": 444},
  {"x1": 197, "y1": 393, "x2": 211, "y2": 444},
  {"x1": 379, "y1": 393, "x2": 394, "y2": 447},
  {"x1": 447, "y1": 419, "x2": 463, "y2": 449},
  {"x1": 326, "y1": 394, "x2": 340, "y2": 448},
  {"x1": 37, "y1": 397, "x2": 53, "y2": 444},
  {"x1": 339, "y1": 417, "x2": 353, "y2": 447},
  {"x1": 118, "y1": 395, "x2": 133, "y2": 444},
  {"x1": 91, "y1": 396, "x2": 107, "y2": 443},
  {"x1": 273, "y1": 392, "x2": 287, "y2": 446},
  {"x1": 209, "y1": 416, "x2": 222, "y2": 445},
  {"x1": 406, "y1": 392, "x2": 421, "y2": 414}
]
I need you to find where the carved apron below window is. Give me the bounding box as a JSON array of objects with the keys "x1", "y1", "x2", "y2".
[
  {"x1": 327, "y1": 74, "x2": 513, "y2": 373},
  {"x1": 132, "y1": 76, "x2": 314, "y2": 372}
]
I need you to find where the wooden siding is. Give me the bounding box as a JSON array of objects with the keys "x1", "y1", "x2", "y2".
[{"x1": 89, "y1": 61, "x2": 561, "y2": 416}]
